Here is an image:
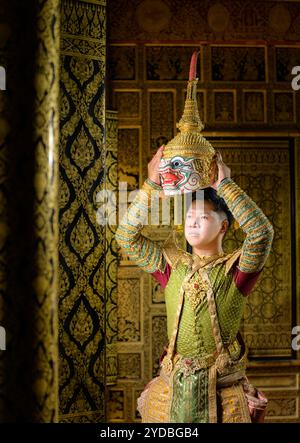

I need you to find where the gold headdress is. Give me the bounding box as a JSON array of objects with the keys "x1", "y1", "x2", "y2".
[{"x1": 162, "y1": 51, "x2": 217, "y2": 188}]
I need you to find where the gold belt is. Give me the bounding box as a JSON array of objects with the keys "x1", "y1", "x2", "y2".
[
  {"x1": 161, "y1": 351, "x2": 247, "y2": 379},
  {"x1": 161, "y1": 353, "x2": 216, "y2": 378}
]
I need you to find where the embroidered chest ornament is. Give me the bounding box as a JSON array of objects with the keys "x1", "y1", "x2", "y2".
[
  {"x1": 159, "y1": 51, "x2": 217, "y2": 195},
  {"x1": 183, "y1": 272, "x2": 210, "y2": 310}
]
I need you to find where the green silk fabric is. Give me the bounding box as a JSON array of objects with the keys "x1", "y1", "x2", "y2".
[
  {"x1": 165, "y1": 260, "x2": 246, "y2": 357},
  {"x1": 170, "y1": 367, "x2": 209, "y2": 423},
  {"x1": 165, "y1": 259, "x2": 246, "y2": 422}
]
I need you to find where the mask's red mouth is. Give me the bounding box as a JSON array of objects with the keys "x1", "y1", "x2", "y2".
[{"x1": 161, "y1": 171, "x2": 183, "y2": 186}]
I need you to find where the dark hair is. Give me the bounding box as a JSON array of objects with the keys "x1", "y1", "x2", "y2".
[{"x1": 191, "y1": 187, "x2": 234, "y2": 229}]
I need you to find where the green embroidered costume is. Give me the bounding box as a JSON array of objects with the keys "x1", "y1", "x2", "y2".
[{"x1": 115, "y1": 177, "x2": 274, "y2": 423}]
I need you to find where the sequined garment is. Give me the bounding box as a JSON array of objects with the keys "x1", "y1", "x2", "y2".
[{"x1": 115, "y1": 177, "x2": 274, "y2": 423}]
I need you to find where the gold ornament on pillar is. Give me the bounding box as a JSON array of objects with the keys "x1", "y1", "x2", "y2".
[{"x1": 159, "y1": 51, "x2": 217, "y2": 195}]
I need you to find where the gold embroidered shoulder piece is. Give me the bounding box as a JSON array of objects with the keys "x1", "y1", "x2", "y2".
[
  {"x1": 224, "y1": 248, "x2": 242, "y2": 275},
  {"x1": 204, "y1": 247, "x2": 242, "y2": 273},
  {"x1": 162, "y1": 229, "x2": 242, "y2": 273},
  {"x1": 162, "y1": 230, "x2": 191, "y2": 269}
]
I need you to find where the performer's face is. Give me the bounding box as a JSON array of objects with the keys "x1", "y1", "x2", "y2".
[
  {"x1": 158, "y1": 155, "x2": 202, "y2": 195},
  {"x1": 184, "y1": 200, "x2": 227, "y2": 247}
]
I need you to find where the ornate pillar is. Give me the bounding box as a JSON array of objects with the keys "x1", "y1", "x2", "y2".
[
  {"x1": 0, "y1": 0, "x2": 60, "y2": 422},
  {"x1": 105, "y1": 111, "x2": 118, "y2": 387},
  {"x1": 59, "y1": 0, "x2": 107, "y2": 423}
]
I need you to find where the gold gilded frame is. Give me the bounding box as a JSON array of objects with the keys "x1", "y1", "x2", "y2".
[
  {"x1": 213, "y1": 89, "x2": 237, "y2": 123},
  {"x1": 209, "y1": 44, "x2": 268, "y2": 83},
  {"x1": 144, "y1": 44, "x2": 204, "y2": 82},
  {"x1": 242, "y1": 89, "x2": 267, "y2": 123}
]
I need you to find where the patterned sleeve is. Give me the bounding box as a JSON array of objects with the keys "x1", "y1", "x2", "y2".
[
  {"x1": 115, "y1": 179, "x2": 167, "y2": 273},
  {"x1": 217, "y1": 177, "x2": 274, "y2": 273}
]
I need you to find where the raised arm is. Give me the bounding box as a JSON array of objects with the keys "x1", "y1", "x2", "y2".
[
  {"x1": 212, "y1": 152, "x2": 274, "y2": 274},
  {"x1": 115, "y1": 178, "x2": 167, "y2": 273},
  {"x1": 115, "y1": 146, "x2": 167, "y2": 273},
  {"x1": 217, "y1": 177, "x2": 274, "y2": 273}
]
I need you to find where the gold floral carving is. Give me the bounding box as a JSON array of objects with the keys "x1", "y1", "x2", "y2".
[
  {"x1": 183, "y1": 273, "x2": 209, "y2": 310},
  {"x1": 59, "y1": 0, "x2": 106, "y2": 423}
]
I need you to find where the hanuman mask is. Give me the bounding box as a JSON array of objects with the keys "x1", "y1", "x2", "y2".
[{"x1": 159, "y1": 51, "x2": 217, "y2": 195}]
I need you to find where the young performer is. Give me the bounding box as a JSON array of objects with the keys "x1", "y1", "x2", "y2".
[{"x1": 115, "y1": 147, "x2": 274, "y2": 423}]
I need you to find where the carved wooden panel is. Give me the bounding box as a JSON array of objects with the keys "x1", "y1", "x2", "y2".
[
  {"x1": 113, "y1": 89, "x2": 142, "y2": 119},
  {"x1": 117, "y1": 276, "x2": 141, "y2": 343},
  {"x1": 243, "y1": 90, "x2": 267, "y2": 123},
  {"x1": 118, "y1": 126, "x2": 141, "y2": 190},
  {"x1": 247, "y1": 362, "x2": 300, "y2": 422},
  {"x1": 106, "y1": 389, "x2": 125, "y2": 422},
  {"x1": 275, "y1": 46, "x2": 300, "y2": 82},
  {"x1": 145, "y1": 45, "x2": 202, "y2": 81},
  {"x1": 273, "y1": 91, "x2": 296, "y2": 124},
  {"x1": 211, "y1": 46, "x2": 267, "y2": 82},
  {"x1": 212, "y1": 140, "x2": 293, "y2": 358},
  {"x1": 213, "y1": 90, "x2": 237, "y2": 123},
  {"x1": 148, "y1": 90, "x2": 176, "y2": 155},
  {"x1": 109, "y1": 45, "x2": 137, "y2": 81},
  {"x1": 118, "y1": 353, "x2": 142, "y2": 380},
  {"x1": 151, "y1": 316, "x2": 168, "y2": 378}
]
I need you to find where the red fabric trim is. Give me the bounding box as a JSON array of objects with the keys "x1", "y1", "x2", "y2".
[
  {"x1": 232, "y1": 257, "x2": 263, "y2": 296},
  {"x1": 151, "y1": 257, "x2": 263, "y2": 296},
  {"x1": 151, "y1": 262, "x2": 172, "y2": 289}
]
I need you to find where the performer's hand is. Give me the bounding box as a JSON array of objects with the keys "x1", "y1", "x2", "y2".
[
  {"x1": 210, "y1": 151, "x2": 231, "y2": 190},
  {"x1": 147, "y1": 145, "x2": 164, "y2": 185}
]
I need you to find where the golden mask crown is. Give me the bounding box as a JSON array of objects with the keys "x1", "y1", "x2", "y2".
[{"x1": 162, "y1": 51, "x2": 216, "y2": 187}]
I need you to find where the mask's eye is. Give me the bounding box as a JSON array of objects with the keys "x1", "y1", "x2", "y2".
[{"x1": 172, "y1": 160, "x2": 182, "y2": 168}]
